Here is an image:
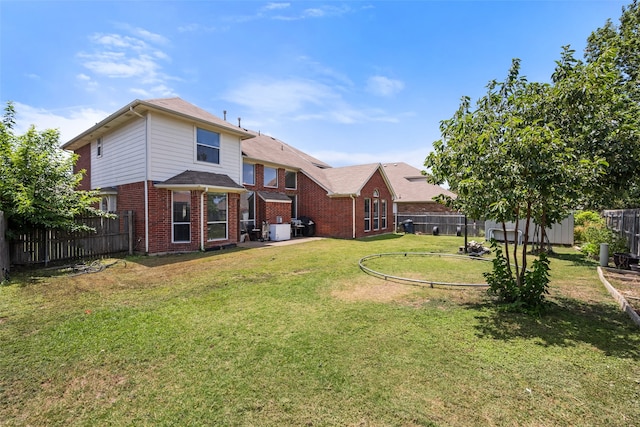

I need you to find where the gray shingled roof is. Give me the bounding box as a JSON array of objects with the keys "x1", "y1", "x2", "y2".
[
  {"x1": 157, "y1": 170, "x2": 244, "y2": 191},
  {"x1": 381, "y1": 162, "x2": 456, "y2": 202},
  {"x1": 257, "y1": 191, "x2": 292, "y2": 203},
  {"x1": 241, "y1": 132, "x2": 389, "y2": 196}
]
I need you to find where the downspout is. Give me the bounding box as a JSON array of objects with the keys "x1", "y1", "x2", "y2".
[
  {"x1": 201, "y1": 188, "x2": 207, "y2": 251},
  {"x1": 130, "y1": 106, "x2": 149, "y2": 253},
  {"x1": 351, "y1": 195, "x2": 357, "y2": 239}
]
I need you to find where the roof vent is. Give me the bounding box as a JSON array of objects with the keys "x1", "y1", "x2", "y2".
[{"x1": 223, "y1": 110, "x2": 227, "y2": 120}]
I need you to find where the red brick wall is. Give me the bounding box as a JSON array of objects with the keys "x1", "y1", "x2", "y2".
[
  {"x1": 73, "y1": 144, "x2": 91, "y2": 191},
  {"x1": 117, "y1": 181, "x2": 239, "y2": 254},
  {"x1": 297, "y1": 168, "x2": 394, "y2": 239},
  {"x1": 117, "y1": 181, "x2": 147, "y2": 252},
  {"x1": 244, "y1": 163, "x2": 293, "y2": 225}
]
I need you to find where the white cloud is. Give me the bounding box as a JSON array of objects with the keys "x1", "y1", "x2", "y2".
[
  {"x1": 225, "y1": 78, "x2": 339, "y2": 116},
  {"x1": 263, "y1": 2, "x2": 290, "y2": 11},
  {"x1": 13, "y1": 102, "x2": 110, "y2": 145},
  {"x1": 225, "y1": 74, "x2": 408, "y2": 128},
  {"x1": 90, "y1": 33, "x2": 147, "y2": 51},
  {"x1": 131, "y1": 27, "x2": 169, "y2": 45},
  {"x1": 310, "y1": 146, "x2": 429, "y2": 170},
  {"x1": 80, "y1": 52, "x2": 161, "y2": 79},
  {"x1": 366, "y1": 75, "x2": 405, "y2": 97},
  {"x1": 76, "y1": 27, "x2": 178, "y2": 98}
]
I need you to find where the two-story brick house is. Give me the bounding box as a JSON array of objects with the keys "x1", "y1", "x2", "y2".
[{"x1": 64, "y1": 97, "x2": 395, "y2": 254}]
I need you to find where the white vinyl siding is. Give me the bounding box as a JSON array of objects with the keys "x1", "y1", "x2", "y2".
[
  {"x1": 91, "y1": 118, "x2": 146, "y2": 188},
  {"x1": 148, "y1": 113, "x2": 243, "y2": 183}
]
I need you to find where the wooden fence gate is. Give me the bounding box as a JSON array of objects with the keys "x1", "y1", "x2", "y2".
[{"x1": 9, "y1": 211, "x2": 134, "y2": 266}]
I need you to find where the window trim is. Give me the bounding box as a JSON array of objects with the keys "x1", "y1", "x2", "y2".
[
  {"x1": 243, "y1": 162, "x2": 255, "y2": 185},
  {"x1": 207, "y1": 192, "x2": 228, "y2": 241},
  {"x1": 285, "y1": 170, "x2": 297, "y2": 190},
  {"x1": 381, "y1": 199, "x2": 387, "y2": 229},
  {"x1": 364, "y1": 197, "x2": 371, "y2": 232},
  {"x1": 96, "y1": 138, "x2": 103, "y2": 158},
  {"x1": 373, "y1": 198, "x2": 380, "y2": 230},
  {"x1": 240, "y1": 191, "x2": 256, "y2": 234},
  {"x1": 264, "y1": 166, "x2": 278, "y2": 188},
  {"x1": 172, "y1": 191, "x2": 191, "y2": 243},
  {"x1": 195, "y1": 127, "x2": 221, "y2": 165}
]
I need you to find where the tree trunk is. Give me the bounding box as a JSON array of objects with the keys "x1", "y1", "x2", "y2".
[{"x1": 0, "y1": 211, "x2": 9, "y2": 281}]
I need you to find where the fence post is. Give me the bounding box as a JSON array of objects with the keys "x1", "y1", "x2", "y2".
[{"x1": 0, "y1": 211, "x2": 9, "y2": 280}]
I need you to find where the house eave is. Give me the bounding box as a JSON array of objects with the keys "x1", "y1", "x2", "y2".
[
  {"x1": 62, "y1": 99, "x2": 255, "y2": 151},
  {"x1": 154, "y1": 183, "x2": 247, "y2": 193}
]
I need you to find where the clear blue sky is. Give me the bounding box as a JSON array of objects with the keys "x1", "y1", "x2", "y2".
[{"x1": 0, "y1": 0, "x2": 629, "y2": 170}]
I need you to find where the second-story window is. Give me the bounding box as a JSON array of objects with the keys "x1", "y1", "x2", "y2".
[
  {"x1": 285, "y1": 170, "x2": 296, "y2": 189},
  {"x1": 264, "y1": 166, "x2": 278, "y2": 188},
  {"x1": 243, "y1": 162, "x2": 255, "y2": 185},
  {"x1": 96, "y1": 138, "x2": 103, "y2": 158},
  {"x1": 196, "y1": 128, "x2": 220, "y2": 164}
]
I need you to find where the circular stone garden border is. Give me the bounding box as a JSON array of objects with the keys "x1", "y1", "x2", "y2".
[{"x1": 358, "y1": 252, "x2": 491, "y2": 288}]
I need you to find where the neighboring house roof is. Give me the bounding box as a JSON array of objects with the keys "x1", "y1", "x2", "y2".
[
  {"x1": 381, "y1": 162, "x2": 456, "y2": 202},
  {"x1": 242, "y1": 133, "x2": 394, "y2": 197},
  {"x1": 62, "y1": 97, "x2": 255, "y2": 151},
  {"x1": 155, "y1": 170, "x2": 246, "y2": 192}
]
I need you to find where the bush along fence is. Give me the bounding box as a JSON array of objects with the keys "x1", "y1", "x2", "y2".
[
  {"x1": 395, "y1": 213, "x2": 485, "y2": 237},
  {"x1": 604, "y1": 209, "x2": 640, "y2": 257},
  {"x1": 9, "y1": 211, "x2": 134, "y2": 267}
]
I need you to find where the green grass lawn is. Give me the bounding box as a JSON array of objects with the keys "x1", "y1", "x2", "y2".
[{"x1": 1, "y1": 234, "x2": 639, "y2": 426}]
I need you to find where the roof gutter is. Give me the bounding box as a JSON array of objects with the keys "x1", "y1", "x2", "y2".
[{"x1": 153, "y1": 183, "x2": 247, "y2": 193}]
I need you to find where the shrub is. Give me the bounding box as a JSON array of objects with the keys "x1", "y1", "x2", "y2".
[
  {"x1": 485, "y1": 241, "x2": 550, "y2": 314},
  {"x1": 574, "y1": 210, "x2": 604, "y2": 243},
  {"x1": 580, "y1": 224, "x2": 628, "y2": 258},
  {"x1": 574, "y1": 210, "x2": 604, "y2": 227}
]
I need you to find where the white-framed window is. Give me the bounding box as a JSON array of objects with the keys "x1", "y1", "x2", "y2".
[
  {"x1": 264, "y1": 166, "x2": 278, "y2": 188},
  {"x1": 172, "y1": 191, "x2": 191, "y2": 243},
  {"x1": 196, "y1": 127, "x2": 220, "y2": 164},
  {"x1": 364, "y1": 198, "x2": 371, "y2": 232},
  {"x1": 207, "y1": 193, "x2": 227, "y2": 241},
  {"x1": 96, "y1": 138, "x2": 103, "y2": 158},
  {"x1": 243, "y1": 162, "x2": 255, "y2": 185},
  {"x1": 381, "y1": 199, "x2": 387, "y2": 229},
  {"x1": 373, "y1": 198, "x2": 380, "y2": 230},
  {"x1": 285, "y1": 170, "x2": 296, "y2": 189},
  {"x1": 240, "y1": 191, "x2": 255, "y2": 234},
  {"x1": 100, "y1": 195, "x2": 116, "y2": 212}
]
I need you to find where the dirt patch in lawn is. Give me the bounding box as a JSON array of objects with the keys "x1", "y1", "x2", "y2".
[{"x1": 331, "y1": 276, "x2": 418, "y2": 303}]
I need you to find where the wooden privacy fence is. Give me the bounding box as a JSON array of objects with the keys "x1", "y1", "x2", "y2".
[
  {"x1": 604, "y1": 209, "x2": 640, "y2": 256},
  {"x1": 10, "y1": 211, "x2": 134, "y2": 266},
  {"x1": 395, "y1": 213, "x2": 485, "y2": 236}
]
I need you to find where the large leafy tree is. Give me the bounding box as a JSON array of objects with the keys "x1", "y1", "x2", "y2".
[
  {"x1": 425, "y1": 60, "x2": 602, "y2": 311},
  {"x1": 0, "y1": 102, "x2": 103, "y2": 238},
  {"x1": 578, "y1": 0, "x2": 640, "y2": 207}
]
